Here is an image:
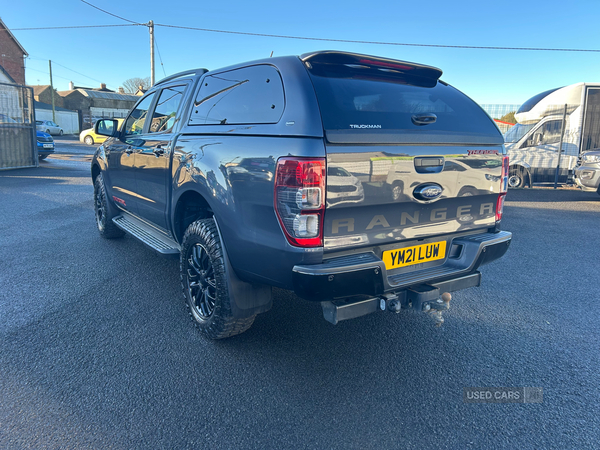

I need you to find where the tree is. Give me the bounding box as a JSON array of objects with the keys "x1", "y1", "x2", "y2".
[
  {"x1": 122, "y1": 77, "x2": 151, "y2": 94},
  {"x1": 500, "y1": 111, "x2": 517, "y2": 124}
]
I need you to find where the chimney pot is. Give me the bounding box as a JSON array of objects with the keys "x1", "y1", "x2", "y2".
[{"x1": 100, "y1": 83, "x2": 107, "y2": 90}]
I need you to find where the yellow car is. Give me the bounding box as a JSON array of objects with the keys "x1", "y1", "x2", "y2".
[{"x1": 80, "y1": 118, "x2": 124, "y2": 145}]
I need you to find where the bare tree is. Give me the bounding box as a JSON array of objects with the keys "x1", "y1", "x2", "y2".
[{"x1": 122, "y1": 77, "x2": 151, "y2": 94}]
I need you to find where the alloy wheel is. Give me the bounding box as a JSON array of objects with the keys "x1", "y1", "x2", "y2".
[{"x1": 186, "y1": 243, "x2": 217, "y2": 320}]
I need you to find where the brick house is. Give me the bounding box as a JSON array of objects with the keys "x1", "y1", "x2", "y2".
[
  {"x1": 32, "y1": 85, "x2": 65, "y2": 108},
  {"x1": 0, "y1": 17, "x2": 27, "y2": 85}
]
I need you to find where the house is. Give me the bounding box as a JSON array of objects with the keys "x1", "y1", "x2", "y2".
[
  {"x1": 32, "y1": 85, "x2": 65, "y2": 108},
  {"x1": 58, "y1": 83, "x2": 138, "y2": 130},
  {"x1": 0, "y1": 17, "x2": 27, "y2": 85}
]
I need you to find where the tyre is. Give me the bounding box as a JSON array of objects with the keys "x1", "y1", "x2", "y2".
[
  {"x1": 59, "y1": 130, "x2": 63, "y2": 136},
  {"x1": 458, "y1": 186, "x2": 477, "y2": 197},
  {"x1": 93, "y1": 174, "x2": 124, "y2": 239},
  {"x1": 508, "y1": 167, "x2": 527, "y2": 189},
  {"x1": 45, "y1": 129, "x2": 50, "y2": 134},
  {"x1": 38, "y1": 154, "x2": 48, "y2": 160},
  {"x1": 180, "y1": 219, "x2": 255, "y2": 339},
  {"x1": 84, "y1": 135, "x2": 94, "y2": 145}
]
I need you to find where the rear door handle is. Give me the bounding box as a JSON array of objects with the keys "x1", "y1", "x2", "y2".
[
  {"x1": 414, "y1": 157, "x2": 444, "y2": 173},
  {"x1": 125, "y1": 146, "x2": 134, "y2": 155},
  {"x1": 411, "y1": 113, "x2": 437, "y2": 126},
  {"x1": 153, "y1": 146, "x2": 165, "y2": 156}
]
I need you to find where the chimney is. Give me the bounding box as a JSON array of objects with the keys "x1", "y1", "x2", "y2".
[
  {"x1": 118, "y1": 87, "x2": 125, "y2": 94},
  {"x1": 69, "y1": 81, "x2": 74, "y2": 90},
  {"x1": 100, "y1": 83, "x2": 107, "y2": 90}
]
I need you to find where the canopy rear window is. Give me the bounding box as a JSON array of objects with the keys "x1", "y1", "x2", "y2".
[{"x1": 305, "y1": 62, "x2": 502, "y2": 145}]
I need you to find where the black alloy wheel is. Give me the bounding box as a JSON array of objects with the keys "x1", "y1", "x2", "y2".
[{"x1": 186, "y1": 243, "x2": 217, "y2": 320}]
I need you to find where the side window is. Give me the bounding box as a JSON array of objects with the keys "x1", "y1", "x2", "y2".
[
  {"x1": 124, "y1": 93, "x2": 156, "y2": 135},
  {"x1": 190, "y1": 65, "x2": 285, "y2": 125},
  {"x1": 148, "y1": 85, "x2": 187, "y2": 133},
  {"x1": 540, "y1": 120, "x2": 563, "y2": 145}
]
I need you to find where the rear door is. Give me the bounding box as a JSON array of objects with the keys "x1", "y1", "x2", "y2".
[
  {"x1": 134, "y1": 84, "x2": 188, "y2": 231},
  {"x1": 303, "y1": 54, "x2": 505, "y2": 252}
]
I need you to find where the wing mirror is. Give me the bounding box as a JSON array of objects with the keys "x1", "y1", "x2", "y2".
[{"x1": 95, "y1": 119, "x2": 120, "y2": 137}]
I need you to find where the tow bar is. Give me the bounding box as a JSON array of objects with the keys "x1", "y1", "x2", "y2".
[
  {"x1": 379, "y1": 288, "x2": 451, "y2": 326},
  {"x1": 321, "y1": 272, "x2": 480, "y2": 326}
]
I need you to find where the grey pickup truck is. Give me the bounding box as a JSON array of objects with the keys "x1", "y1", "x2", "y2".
[{"x1": 91, "y1": 51, "x2": 512, "y2": 339}]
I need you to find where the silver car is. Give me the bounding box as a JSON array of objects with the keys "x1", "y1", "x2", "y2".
[
  {"x1": 573, "y1": 151, "x2": 600, "y2": 194},
  {"x1": 36, "y1": 120, "x2": 63, "y2": 136}
]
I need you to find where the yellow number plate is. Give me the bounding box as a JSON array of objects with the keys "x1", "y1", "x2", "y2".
[{"x1": 382, "y1": 241, "x2": 447, "y2": 270}]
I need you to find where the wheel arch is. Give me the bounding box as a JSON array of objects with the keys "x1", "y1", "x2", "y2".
[
  {"x1": 91, "y1": 163, "x2": 101, "y2": 183},
  {"x1": 509, "y1": 162, "x2": 532, "y2": 188},
  {"x1": 173, "y1": 189, "x2": 214, "y2": 244}
]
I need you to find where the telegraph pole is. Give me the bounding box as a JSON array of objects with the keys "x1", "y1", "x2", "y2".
[
  {"x1": 48, "y1": 60, "x2": 56, "y2": 123},
  {"x1": 149, "y1": 20, "x2": 155, "y2": 86}
]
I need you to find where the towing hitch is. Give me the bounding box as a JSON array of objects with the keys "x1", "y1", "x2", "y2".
[
  {"x1": 321, "y1": 287, "x2": 452, "y2": 326},
  {"x1": 321, "y1": 272, "x2": 479, "y2": 326}
]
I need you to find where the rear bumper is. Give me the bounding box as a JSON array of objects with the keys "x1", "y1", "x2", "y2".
[{"x1": 292, "y1": 230, "x2": 511, "y2": 301}]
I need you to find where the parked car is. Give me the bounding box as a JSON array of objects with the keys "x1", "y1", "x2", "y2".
[
  {"x1": 36, "y1": 130, "x2": 55, "y2": 160},
  {"x1": 80, "y1": 118, "x2": 124, "y2": 145},
  {"x1": 573, "y1": 150, "x2": 600, "y2": 194},
  {"x1": 36, "y1": 120, "x2": 63, "y2": 136}
]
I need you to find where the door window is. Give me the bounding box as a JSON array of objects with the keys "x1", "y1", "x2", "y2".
[
  {"x1": 148, "y1": 85, "x2": 186, "y2": 133},
  {"x1": 539, "y1": 120, "x2": 563, "y2": 145},
  {"x1": 123, "y1": 93, "x2": 156, "y2": 135}
]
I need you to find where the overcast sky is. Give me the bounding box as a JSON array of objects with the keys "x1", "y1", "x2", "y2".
[{"x1": 3, "y1": 0, "x2": 600, "y2": 105}]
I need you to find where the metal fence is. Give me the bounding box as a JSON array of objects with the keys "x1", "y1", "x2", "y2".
[
  {"x1": 0, "y1": 82, "x2": 37, "y2": 170},
  {"x1": 480, "y1": 104, "x2": 521, "y2": 120}
]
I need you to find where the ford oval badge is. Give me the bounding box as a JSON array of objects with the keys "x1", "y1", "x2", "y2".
[{"x1": 413, "y1": 183, "x2": 443, "y2": 201}]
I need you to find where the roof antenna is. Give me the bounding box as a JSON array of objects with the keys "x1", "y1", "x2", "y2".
[{"x1": 270, "y1": 51, "x2": 274, "y2": 58}]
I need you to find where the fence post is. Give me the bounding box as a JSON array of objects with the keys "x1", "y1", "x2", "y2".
[{"x1": 554, "y1": 104, "x2": 568, "y2": 189}]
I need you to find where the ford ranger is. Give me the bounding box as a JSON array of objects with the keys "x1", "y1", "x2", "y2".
[{"x1": 91, "y1": 51, "x2": 512, "y2": 339}]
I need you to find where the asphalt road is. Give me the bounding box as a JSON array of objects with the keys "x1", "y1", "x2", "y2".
[{"x1": 1, "y1": 150, "x2": 599, "y2": 449}]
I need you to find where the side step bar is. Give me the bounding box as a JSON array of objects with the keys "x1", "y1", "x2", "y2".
[
  {"x1": 321, "y1": 271, "x2": 481, "y2": 325},
  {"x1": 113, "y1": 213, "x2": 180, "y2": 256}
]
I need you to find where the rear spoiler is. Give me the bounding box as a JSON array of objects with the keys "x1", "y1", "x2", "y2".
[{"x1": 300, "y1": 51, "x2": 443, "y2": 86}]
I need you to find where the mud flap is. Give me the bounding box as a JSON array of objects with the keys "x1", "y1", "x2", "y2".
[{"x1": 213, "y1": 218, "x2": 273, "y2": 318}]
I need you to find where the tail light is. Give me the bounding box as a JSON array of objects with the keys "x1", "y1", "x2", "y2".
[
  {"x1": 274, "y1": 158, "x2": 326, "y2": 247},
  {"x1": 496, "y1": 155, "x2": 509, "y2": 222},
  {"x1": 496, "y1": 194, "x2": 506, "y2": 222},
  {"x1": 500, "y1": 156, "x2": 509, "y2": 193}
]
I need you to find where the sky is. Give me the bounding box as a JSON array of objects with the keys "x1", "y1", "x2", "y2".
[{"x1": 2, "y1": 0, "x2": 600, "y2": 105}]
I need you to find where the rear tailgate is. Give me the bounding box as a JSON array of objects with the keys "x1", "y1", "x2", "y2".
[{"x1": 302, "y1": 52, "x2": 505, "y2": 253}]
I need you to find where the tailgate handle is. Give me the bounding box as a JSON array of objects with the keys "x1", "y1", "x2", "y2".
[
  {"x1": 411, "y1": 113, "x2": 437, "y2": 126},
  {"x1": 414, "y1": 157, "x2": 444, "y2": 173}
]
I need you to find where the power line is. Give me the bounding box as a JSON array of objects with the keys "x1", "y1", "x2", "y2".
[
  {"x1": 154, "y1": 36, "x2": 167, "y2": 78},
  {"x1": 10, "y1": 17, "x2": 600, "y2": 53},
  {"x1": 79, "y1": 0, "x2": 143, "y2": 25},
  {"x1": 51, "y1": 60, "x2": 108, "y2": 86},
  {"x1": 27, "y1": 67, "x2": 90, "y2": 86},
  {"x1": 154, "y1": 23, "x2": 600, "y2": 53},
  {"x1": 12, "y1": 24, "x2": 141, "y2": 31}
]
